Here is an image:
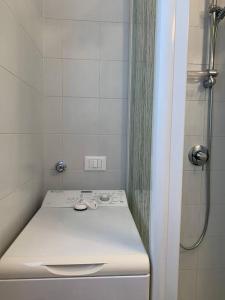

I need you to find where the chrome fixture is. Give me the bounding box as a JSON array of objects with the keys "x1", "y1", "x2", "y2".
[
  {"x1": 209, "y1": 4, "x2": 225, "y2": 23},
  {"x1": 188, "y1": 145, "x2": 209, "y2": 167},
  {"x1": 55, "y1": 160, "x2": 67, "y2": 173},
  {"x1": 203, "y1": 69, "x2": 218, "y2": 88},
  {"x1": 187, "y1": 69, "x2": 218, "y2": 87},
  {"x1": 181, "y1": 0, "x2": 225, "y2": 251},
  {"x1": 188, "y1": 69, "x2": 218, "y2": 79}
]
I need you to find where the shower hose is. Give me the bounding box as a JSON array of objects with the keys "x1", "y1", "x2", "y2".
[
  {"x1": 180, "y1": 5, "x2": 219, "y2": 250},
  {"x1": 180, "y1": 88, "x2": 213, "y2": 251}
]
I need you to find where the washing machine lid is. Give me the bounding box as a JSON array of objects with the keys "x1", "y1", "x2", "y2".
[{"x1": 0, "y1": 207, "x2": 149, "y2": 279}]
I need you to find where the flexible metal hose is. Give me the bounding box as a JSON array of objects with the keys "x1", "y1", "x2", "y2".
[
  {"x1": 180, "y1": 6, "x2": 218, "y2": 251},
  {"x1": 180, "y1": 89, "x2": 213, "y2": 251}
]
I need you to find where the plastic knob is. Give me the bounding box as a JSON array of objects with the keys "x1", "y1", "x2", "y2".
[
  {"x1": 74, "y1": 201, "x2": 88, "y2": 211},
  {"x1": 100, "y1": 194, "x2": 110, "y2": 202}
]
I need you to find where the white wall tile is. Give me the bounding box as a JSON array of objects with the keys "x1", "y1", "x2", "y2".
[
  {"x1": 43, "y1": 0, "x2": 129, "y2": 191},
  {"x1": 44, "y1": 170, "x2": 63, "y2": 192},
  {"x1": 63, "y1": 60, "x2": 99, "y2": 97},
  {"x1": 185, "y1": 101, "x2": 205, "y2": 136},
  {"x1": 0, "y1": 179, "x2": 42, "y2": 255},
  {"x1": 61, "y1": 134, "x2": 126, "y2": 172},
  {"x1": 186, "y1": 65, "x2": 207, "y2": 101},
  {"x1": 62, "y1": 134, "x2": 99, "y2": 170},
  {"x1": 14, "y1": 134, "x2": 39, "y2": 186},
  {"x1": 44, "y1": 0, "x2": 130, "y2": 22},
  {"x1": 178, "y1": 270, "x2": 197, "y2": 300},
  {"x1": 62, "y1": 170, "x2": 125, "y2": 190},
  {"x1": 100, "y1": 61, "x2": 128, "y2": 98},
  {"x1": 99, "y1": 0, "x2": 130, "y2": 22},
  {"x1": 0, "y1": 135, "x2": 17, "y2": 200},
  {"x1": 211, "y1": 137, "x2": 225, "y2": 170},
  {"x1": 188, "y1": 27, "x2": 207, "y2": 65},
  {"x1": 43, "y1": 134, "x2": 63, "y2": 170},
  {"x1": 207, "y1": 204, "x2": 225, "y2": 236},
  {"x1": 44, "y1": 0, "x2": 101, "y2": 21},
  {"x1": 179, "y1": 245, "x2": 198, "y2": 270},
  {"x1": 197, "y1": 270, "x2": 225, "y2": 300},
  {"x1": 0, "y1": 67, "x2": 41, "y2": 133},
  {"x1": 181, "y1": 204, "x2": 203, "y2": 242},
  {"x1": 182, "y1": 171, "x2": 202, "y2": 205},
  {"x1": 44, "y1": 58, "x2": 62, "y2": 96},
  {"x1": 0, "y1": 0, "x2": 43, "y2": 255},
  {"x1": 0, "y1": 1, "x2": 42, "y2": 92},
  {"x1": 4, "y1": 0, "x2": 43, "y2": 52},
  {"x1": 217, "y1": 0, "x2": 225, "y2": 6},
  {"x1": 43, "y1": 97, "x2": 62, "y2": 133},
  {"x1": 189, "y1": 0, "x2": 208, "y2": 28},
  {"x1": 44, "y1": 19, "x2": 62, "y2": 58},
  {"x1": 98, "y1": 135, "x2": 127, "y2": 170},
  {"x1": 211, "y1": 171, "x2": 225, "y2": 204},
  {"x1": 215, "y1": 25, "x2": 225, "y2": 66},
  {"x1": 100, "y1": 23, "x2": 129, "y2": 60},
  {"x1": 186, "y1": 81, "x2": 207, "y2": 101},
  {"x1": 63, "y1": 98, "x2": 99, "y2": 133},
  {"x1": 214, "y1": 67, "x2": 225, "y2": 101},
  {"x1": 98, "y1": 100, "x2": 128, "y2": 134},
  {"x1": 212, "y1": 101, "x2": 225, "y2": 136},
  {"x1": 198, "y1": 237, "x2": 225, "y2": 269},
  {"x1": 62, "y1": 21, "x2": 100, "y2": 59}
]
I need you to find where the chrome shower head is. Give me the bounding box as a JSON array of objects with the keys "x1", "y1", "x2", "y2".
[
  {"x1": 217, "y1": 7, "x2": 225, "y2": 22},
  {"x1": 209, "y1": 4, "x2": 225, "y2": 23}
]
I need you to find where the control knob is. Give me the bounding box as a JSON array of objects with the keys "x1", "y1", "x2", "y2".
[{"x1": 100, "y1": 194, "x2": 110, "y2": 202}]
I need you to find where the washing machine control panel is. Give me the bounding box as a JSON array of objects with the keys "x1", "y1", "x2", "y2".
[{"x1": 42, "y1": 190, "x2": 128, "y2": 208}]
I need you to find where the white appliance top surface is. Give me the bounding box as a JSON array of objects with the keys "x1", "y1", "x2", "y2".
[
  {"x1": 0, "y1": 191, "x2": 149, "y2": 279},
  {"x1": 42, "y1": 190, "x2": 128, "y2": 207}
]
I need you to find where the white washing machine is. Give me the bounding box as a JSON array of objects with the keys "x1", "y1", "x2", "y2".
[{"x1": 0, "y1": 190, "x2": 150, "y2": 300}]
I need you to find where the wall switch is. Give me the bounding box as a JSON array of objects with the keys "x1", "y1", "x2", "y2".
[{"x1": 85, "y1": 156, "x2": 106, "y2": 171}]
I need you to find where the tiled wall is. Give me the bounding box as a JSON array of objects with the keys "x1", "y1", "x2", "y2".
[
  {"x1": 0, "y1": 0, "x2": 43, "y2": 255},
  {"x1": 179, "y1": 0, "x2": 225, "y2": 299},
  {"x1": 43, "y1": 0, "x2": 130, "y2": 191}
]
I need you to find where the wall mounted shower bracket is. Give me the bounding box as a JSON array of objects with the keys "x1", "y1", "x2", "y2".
[{"x1": 203, "y1": 69, "x2": 218, "y2": 88}]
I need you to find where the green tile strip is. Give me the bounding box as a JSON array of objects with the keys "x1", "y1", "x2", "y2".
[{"x1": 128, "y1": 0, "x2": 156, "y2": 252}]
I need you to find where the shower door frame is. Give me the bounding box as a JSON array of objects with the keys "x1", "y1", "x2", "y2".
[{"x1": 150, "y1": 0, "x2": 190, "y2": 300}]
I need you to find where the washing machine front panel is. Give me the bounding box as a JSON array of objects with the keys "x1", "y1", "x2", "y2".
[{"x1": 0, "y1": 275, "x2": 150, "y2": 300}]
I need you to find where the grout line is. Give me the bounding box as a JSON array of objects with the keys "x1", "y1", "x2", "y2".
[
  {"x1": 43, "y1": 132, "x2": 127, "y2": 136},
  {"x1": 44, "y1": 16, "x2": 129, "y2": 24},
  {"x1": 44, "y1": 57, "x2": 129, "y2": 62},
  {"x1": 0, "y1": 132, "x2": 43, "y2": 135},
  {"x1": 43, "y1": 133, "x2": 127, "y2": 137},
  {"x1": 46, "y1": 96, "x2": 128, "y2": 100}
]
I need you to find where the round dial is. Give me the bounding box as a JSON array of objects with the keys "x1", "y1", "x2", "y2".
[{"x1": 100, "y1": 194, "x2": 110, "y2": 202}]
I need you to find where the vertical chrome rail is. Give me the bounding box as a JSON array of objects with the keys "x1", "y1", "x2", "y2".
[{"x1": 180, "y1": 4, "x2": 219, "y2": 250}]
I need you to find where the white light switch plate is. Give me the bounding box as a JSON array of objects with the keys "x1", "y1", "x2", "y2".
[{"x1": 85, "y1": 156, "x2": 106, "y2": 171}]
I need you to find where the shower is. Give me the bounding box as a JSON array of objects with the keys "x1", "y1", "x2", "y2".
[
  {"x1": 180, "y1": 1, "x2": 225, "y2": 250},
  {"x1": 211, "y1": 4, "x2": 225, "y2": 23}
]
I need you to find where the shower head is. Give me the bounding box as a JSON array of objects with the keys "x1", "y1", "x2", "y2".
[
  {"x1": 217, "y1": 6, "x2": 225, "y2": 22},
  {"x1": 209, "y1": 5, "x2": 225, "y2": 23}
]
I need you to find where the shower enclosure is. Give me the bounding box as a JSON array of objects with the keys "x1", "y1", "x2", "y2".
[{"x1": 179, "y1": 0, "x2": 225, "y2": 299}]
